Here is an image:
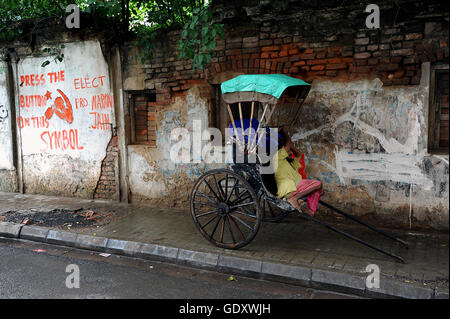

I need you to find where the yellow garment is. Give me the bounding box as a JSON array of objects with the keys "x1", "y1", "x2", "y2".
[{"x1": 274, "y1": 148, "x2": 303, "y2": 199}]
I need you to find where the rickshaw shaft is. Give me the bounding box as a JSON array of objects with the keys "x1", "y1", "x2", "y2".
[
  {"x1": 319, "y1": 200, "x2": 409, "y2": 249},
  {"x1": 300, "y1": 212, "x2": 405, "y2": 264}
]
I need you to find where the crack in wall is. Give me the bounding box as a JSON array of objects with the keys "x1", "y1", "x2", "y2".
[{"x1": 93, "y1": 134, "x2": 119, "y2": 200}]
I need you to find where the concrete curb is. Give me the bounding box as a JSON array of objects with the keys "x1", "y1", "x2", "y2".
[
  {"x1": 0, "y1": 222, "x2": 23, "y2": 238},
  {"x1": 1, "y1": 224, "x2": 447, "y2": 299}
]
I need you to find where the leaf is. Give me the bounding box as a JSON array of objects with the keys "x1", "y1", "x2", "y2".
[
  {"x1": 201, "y1": 27, "x2": 209, "y2": 38},
  {"x1": 208, "y1": 42, "x2": 216, "y2": 50},
  {"x1": 202, "y1": 11, "x2": 210, "y2": 23},
  {"x1": 41, "y1": 60, "x2": 50, "y2": 67}
]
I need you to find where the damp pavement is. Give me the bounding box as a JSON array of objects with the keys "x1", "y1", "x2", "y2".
[
  {"x1": 0, "y1": 237, "x2": 361, "y2": 299},
  {"x1": 0, "y1": 191, "x2": 448, "y2": 299}
]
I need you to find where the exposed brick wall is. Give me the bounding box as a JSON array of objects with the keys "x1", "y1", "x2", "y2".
[
  {"x1": 438, "y1": 71, "x2": 449, "y2": 148},
  {"x1": 123, "y1": 0, "x2": 448, "y2": 98},
  {"x1": 205, "y1": 23, "x2": 448, "y2": 87},
  {"x1": 132, "y1": 93, "x2": 157, "y2": 147},
  {"x1": 94, "y1": 135, "x2": 119, "y2": 200}
]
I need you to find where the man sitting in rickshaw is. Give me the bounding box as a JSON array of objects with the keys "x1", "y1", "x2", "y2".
[{"x1": 274, "y1": 127, "x2": 323, "y2": 216}]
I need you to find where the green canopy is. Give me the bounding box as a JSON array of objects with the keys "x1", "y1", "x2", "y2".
[{"x1": 221, "y1": 74, "x2": 310, "y2": 99}]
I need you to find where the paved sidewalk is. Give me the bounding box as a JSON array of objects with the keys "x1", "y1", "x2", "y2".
[{"x1": 0, "y1": 191, "x2": 448, "y2": 299}]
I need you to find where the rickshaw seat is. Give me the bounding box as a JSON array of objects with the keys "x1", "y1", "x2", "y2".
[{"x1": 261, "y1": 172, "x2": 278, "y2": 197}]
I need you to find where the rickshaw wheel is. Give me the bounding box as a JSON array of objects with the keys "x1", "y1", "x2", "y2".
[
  {"x1": 258, "y1": 191, "x2": 291, "y2": 222},
  {"x1": 190, "y1": 169, "x2": 262, "y2": 249}
]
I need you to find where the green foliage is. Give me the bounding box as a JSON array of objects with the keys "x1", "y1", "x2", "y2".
[
  {"x1": 0, "y1": 0, "x2": 223, "y2": 69},
  {"x1": 133, "y1": 25, "x2": 157, "y2": 64},
  {"x1": 127, "y1": 1, "x2": 224, "y2": 69},
  {"x1": 75, "y1": 0, "x2": 122, "y2": 17},
  {"x1": 41, "y1": 44, "x2": 65, "y2": 67},
  {"x1": 178, "y1": 7, "x2": 224, "y2": 69},
  {"x1": 0, "y1": 0, "x2": 71, "y2": 42}
]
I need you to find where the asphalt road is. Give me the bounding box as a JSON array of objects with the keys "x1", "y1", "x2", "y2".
[{"x1": 0, "y1": 237, "x2": 360, "y2": 299}]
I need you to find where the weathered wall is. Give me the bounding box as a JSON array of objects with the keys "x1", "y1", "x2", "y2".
[
  {"x1": 0, "y1": 61, "x2": 17, "y2": 192},
  {"x1": 15, "y1": 40, "x2": 115, "y2": 198},
  {"x1": 126, "y1": 83, "x2": 222, "y2": 207},
  {"x1": 1, "y1": 1, "x2": 445, "y2": 230},
  {"x1": 293, "y1": 70, "x2": 448, "y2": 230},
  {"x1": 122, "y1": 0, "x2": 448, "y2": 230}
]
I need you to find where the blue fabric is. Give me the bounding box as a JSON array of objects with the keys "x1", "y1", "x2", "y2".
[{"x1": 228, "y1": 118, "x2": 280, "y2": 149}]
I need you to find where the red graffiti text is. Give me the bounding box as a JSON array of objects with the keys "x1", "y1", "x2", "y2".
[
  {"x1": 47, "y1": 71, "x2": 65, "y2": 83},
  {"x1": 40, "y1": 129, "x2": 84, "y2": 152},
  {"x1": 74, "y1": 76, "x2": 106, "y2": 90},
  {"x1": 20, "y1": 74, "x2": 46, "y2": 87},
  {"x1": 90, "y1": 112, "x2": 111, "y2": 130},
  {"x1": 17, "y1": 116, "x2": 49, "y2": 129},
  {"x1": 20, "y1": 95, "x2": 48, "y2": 108},
  {"x1": 91, "y1": 93, "x2": 113, "y2": 110},
  {"x1": 75, "y1": 97, "x2": 89, "y2": 109}
]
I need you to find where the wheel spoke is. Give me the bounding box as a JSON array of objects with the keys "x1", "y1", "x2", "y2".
[
  {"x1": 195, "y1": 191, "x2": 217, "y2": 204},
  {"x1": 193, "y1": 201, "x2": 217, "y2": 208},
  {"x1": 200, "y1": 214, "x2": 218, "y2": 230},
  {"x1": 230, "y1": 213, "x2": 254, "y2": 231},
  {"x1": 226, "y1": 178, "x2": 239, "y2": 202},
  {"x1": 229, "y1": 215, "x2": 245, "y2": 240},
  {"x1": 191, "y1": 169, "x2": 262, "y2": 249},
  {"x1": 241, "y1": 204, "x2": 258, "y2": 217},
  {"x1": 229, "y1": 201, "x2": 255, "y2": 210},
  {"x1": 234, "y1": 184, "x2": 241, "y2": 201},
  {"x1": 212, "y1": 174, "x2": 225, "y2": 201},
  {"x1": 231, "y1": 183, "x2": 246, "y2": 202},
  {"x1": 233, "y1": 209, "x2": 257, "y2": 219},
  {"x1": 225, "y1": 216, "x2": 237, "y2": 244},
  {"x1": 224, "y1": 174, "x2": 229, "y2": 201},
  {"x1": 204, "y1": 179, "x2": 222, "y2": 202},
  {"x1": 230, "y1": 191, "x2": 252, "y2": 206},
  {"x1": 210, "y1": 216, "x2": 222, "y2": 239},
  {"x1": 213, "y1": 175, "x2": 227, "y2": 201},
  {"x1": 195, "y1": 209, "x2": 219, "y2": 218},
  {"x1": 219, "y1": 217, "x2": 225, "y2": 243}
]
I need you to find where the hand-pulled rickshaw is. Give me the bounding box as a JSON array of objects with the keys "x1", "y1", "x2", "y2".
[{"x1": 190, "y1": 74, "x2": 408, "y2": 263}]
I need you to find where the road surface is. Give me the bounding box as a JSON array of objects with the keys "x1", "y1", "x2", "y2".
[{"x1": 0, "y1": 237, "x2": 360, "y2": 300}]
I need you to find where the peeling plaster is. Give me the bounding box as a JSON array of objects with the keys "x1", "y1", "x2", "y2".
[
  {"x1": 290, "y1": 76, "x2": 448, "y2": 229},
  {"x1": 127, "y1": 85, "x2": 222, "y2": 207},
  {"x1": 0, "y1": 62, "x2": 14, "y2": 172},
  {"x1": 291, "y1": 78, "x2": 435, "y2": 188},
  {"x1": 16, "y1": 41, "x2": 115, "y2": 197}
]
